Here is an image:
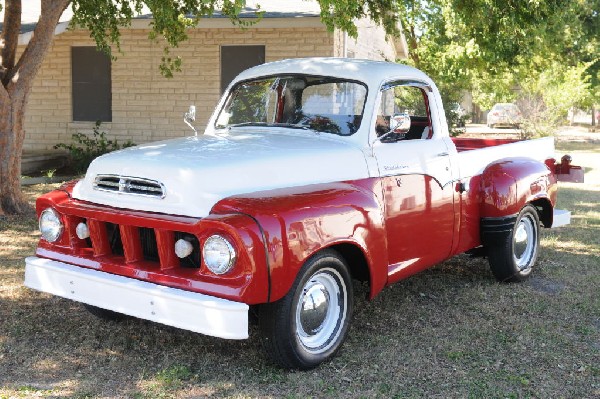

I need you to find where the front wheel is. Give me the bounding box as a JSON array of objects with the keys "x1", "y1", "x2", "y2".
[
  {"x1": 487, "y1": 205, "x2": 540, "y2": 282},
  {"x1": 259, "y1": 250, "x2": 353, "y2": 369}
]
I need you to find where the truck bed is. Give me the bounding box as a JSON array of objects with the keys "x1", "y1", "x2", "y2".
[
  {"x1": 451, "y1": 137, "x2": 519, "y2": 152},
  {"x1": 452, "y1": 136, "x2": 555, "y2": 178}
]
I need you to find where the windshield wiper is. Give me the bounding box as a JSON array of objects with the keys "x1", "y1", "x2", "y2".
[
  {"x1": 274, "y1": 123, "x2": 312, "y2": 131},
  {"x1": 227, "y1": 122, "x2": 314, "y2": 132},
  {"x1": 228, "y1": 122, "x2": 269, "y2": 128}
]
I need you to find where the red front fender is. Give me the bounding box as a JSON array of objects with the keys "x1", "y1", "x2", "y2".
[{"x1": 211, "y1": 178, "x2": 388, "y2": 302}]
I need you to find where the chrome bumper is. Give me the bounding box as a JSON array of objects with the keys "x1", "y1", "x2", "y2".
[
  {"x1": 551, "y1": 209, "x2": 571, "y2": 228},
  {"x1": 24, "y1": 256, "x2": 248, "y2": 339}
]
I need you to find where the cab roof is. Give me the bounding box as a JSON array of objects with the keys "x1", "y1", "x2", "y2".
[{"x1": 233, "y1": 58, "x2": 434, "y2": 89}]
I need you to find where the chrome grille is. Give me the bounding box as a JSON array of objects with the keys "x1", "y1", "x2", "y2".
[{"x1": 93, "y1": 175, "x2": 166, "y2": 198}]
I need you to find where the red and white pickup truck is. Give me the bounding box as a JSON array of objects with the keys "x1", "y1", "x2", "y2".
[{"x1": 25, "y1": 58, "x2": 581, "y2": 369}]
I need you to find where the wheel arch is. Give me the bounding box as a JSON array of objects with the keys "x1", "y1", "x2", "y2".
[
  {"x1": 294, "y1": 241, "x2": 376, "y2": 300},
  {"x1": 328, "y1": 242, "x2": 371, "y2": 284},
  {"x1": 530, "y1": 197, "x2": 553, "y2": 228}
]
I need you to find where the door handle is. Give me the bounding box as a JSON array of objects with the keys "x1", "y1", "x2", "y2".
[{"x1": 436, "y1": 152, "x2": 449, "y2": 157}]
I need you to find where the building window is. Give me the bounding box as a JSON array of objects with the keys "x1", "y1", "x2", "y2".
[
  {"x1": 220, "y1": 45, "x2": 265, "y2": 94},
  {"x1": 72, "y1": 47, "x2": 112, "y2": 122}
]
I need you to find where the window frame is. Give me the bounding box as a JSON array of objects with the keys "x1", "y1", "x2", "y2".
[{"x1": 375, "y1": 80, "x2": 434, "y2": 141}]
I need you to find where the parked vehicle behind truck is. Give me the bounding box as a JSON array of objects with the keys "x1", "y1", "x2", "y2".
[
  {"x1": 25, "y1": 58, "x2": 581, "y2": 369},
  {"x1": 487, "y1": 103, "x2": 523, "y2": 128}
]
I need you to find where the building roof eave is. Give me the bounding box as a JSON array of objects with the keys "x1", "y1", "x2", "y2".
[
  {"x1": 17, "y1": 20, "x2": 71, "y2": 45},
  {"x1": 13, "y1": 15, "x2": 326, "y2": 45}
]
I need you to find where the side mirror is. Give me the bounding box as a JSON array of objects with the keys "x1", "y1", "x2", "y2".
[
  {"x1": 184, "y1": 105, "x2": 196, "y2": 123},
  {"x1": 372, "y1": 113, "x2": 412, "y2": 148},
  {"x1": 389, "y1": 113, "x2": 411, "y2": 134},
  {"x1": 183, "y1": 105, "x2": 198, "y2": 136}
]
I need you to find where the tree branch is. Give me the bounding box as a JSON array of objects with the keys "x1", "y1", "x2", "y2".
[
  {"x1": 1, "y1": 0, "x2": 22, "y2": 85},
  {"x1": 6, "y1": 0, "x2": 70, "y2": 96}
]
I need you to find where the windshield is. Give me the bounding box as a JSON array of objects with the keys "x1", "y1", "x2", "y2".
[{"x1": 215, "y1": 75, "x2": 368, "y2": 136}]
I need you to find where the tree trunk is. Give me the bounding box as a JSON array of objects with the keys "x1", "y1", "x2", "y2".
[
  {"x1": 0, "y1": 94, "x2": 30, "y2": 215},
  {"x1": 0, "y1": 0, "x2": 70, "y2": 216}
]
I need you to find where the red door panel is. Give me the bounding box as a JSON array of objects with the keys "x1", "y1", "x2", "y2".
[{"x1": 382, "y1": 174, "x2": 455, "y2": 283}]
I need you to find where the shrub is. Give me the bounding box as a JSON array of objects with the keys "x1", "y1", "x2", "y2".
[{"x1": 54, "y1": 121, "x2": 135, "y2": 174}]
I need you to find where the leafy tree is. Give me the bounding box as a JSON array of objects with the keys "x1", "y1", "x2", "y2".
[
  {"x1": 517, "y1": 62, "x2": 594, "y2": 138},
  {"x1": 0, "y1": 0, "x2": 401, "y2": 216},
  {"x1": 394, "y1": 0, "x2": 599, "y2": 124}
]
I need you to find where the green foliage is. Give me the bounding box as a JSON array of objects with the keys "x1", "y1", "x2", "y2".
[
  {"x1": 516, "y1": 62, "x2": 593, "y2": 138},
  {"x1": 155, "y1": 365, "x2": 193, "y2": 386},
  {"x1": 315, "y1": 0, "x2": 402, "y2": 38},
  {"x1": 396, "y1": 0, "x2": 599, "y2": 123},
  {"x1": 539, "y1": 63, "x2": 594, "y2": 113},
  {"x1": 54, "y1": 121, "x2": 135, "y2": 174}
]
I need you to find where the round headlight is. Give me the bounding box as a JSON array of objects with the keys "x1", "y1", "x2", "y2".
[
  {"x1": 39, "y1": 208, "x2": 63, "y2": 243},
  {"x1": 202, "y1": 235, "x2": 236, "y2": 275}
]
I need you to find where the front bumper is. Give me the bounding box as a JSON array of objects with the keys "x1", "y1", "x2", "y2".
[{"x1": 24, "y1": 256, "x2": 248, "y2": 339}]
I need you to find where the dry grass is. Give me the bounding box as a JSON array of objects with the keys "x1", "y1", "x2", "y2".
[{"x1": 1, "y1": 144, "x2": 598, "y2": 399}]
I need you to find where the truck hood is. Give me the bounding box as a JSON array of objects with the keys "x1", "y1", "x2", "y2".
[{"x1": 72, "y1": 131, "x2": 370, "y2": 217}]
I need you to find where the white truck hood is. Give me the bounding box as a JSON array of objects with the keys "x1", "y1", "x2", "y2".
[{"x1": 72, "y1": 131, "x2": 370, "y2": 217}]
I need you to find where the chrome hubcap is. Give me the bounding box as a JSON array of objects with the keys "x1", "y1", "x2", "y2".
[
  {"x1": 513, "y1": 215, "x2": 536, "y2": 270},
  {"x1": 299, "y1": 283, "x2": 330, "y2": 335},
  {"x1": 295, "y1": 269, "x2": 346, "y2": 353}
]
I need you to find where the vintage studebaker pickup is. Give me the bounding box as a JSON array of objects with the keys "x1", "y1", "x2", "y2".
[{"x1": 25, "y1": 58, "x2": 580, "y2": 369}]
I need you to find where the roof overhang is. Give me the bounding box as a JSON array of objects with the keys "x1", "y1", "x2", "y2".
[
  {"x1": 14, "y1": 15, "x2": 325, "y2": 46},
  {"x1": 17, "y1": 20, "x2": 71, "y2": 45}
]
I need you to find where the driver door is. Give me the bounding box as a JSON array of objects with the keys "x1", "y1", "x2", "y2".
[{"x1": 372, "y1": 82, "x2": 455, "y2": 283}]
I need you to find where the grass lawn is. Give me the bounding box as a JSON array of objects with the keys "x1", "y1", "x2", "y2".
[{"x1": 1, "y1": 141, "x2": 598, "y2": 398}]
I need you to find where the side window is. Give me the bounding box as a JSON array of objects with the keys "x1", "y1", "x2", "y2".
[
  {"x1": 375, "y1": 84, "x2": 432, "y2": 141},
  {"x1": 225, "y1": 80, "x2": 272, "y2": 125}
]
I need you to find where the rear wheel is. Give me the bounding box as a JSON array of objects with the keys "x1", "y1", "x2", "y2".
[
  {"x1": 259, "y1": 250, "x2": 353, "y2": 369},
  {"x1": 487, "y1": 205, "x2": 540, "y2": 282}
]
